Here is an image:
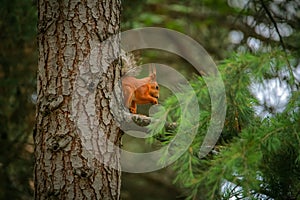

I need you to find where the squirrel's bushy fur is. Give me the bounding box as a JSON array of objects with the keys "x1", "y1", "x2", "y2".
[{"x1": 120, "y1": 52, "x2": 159, "y2": 114}]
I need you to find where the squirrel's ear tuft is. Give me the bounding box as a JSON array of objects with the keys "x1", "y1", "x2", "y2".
[
  {"x1": 149, "y1": 64, "x2": 156, "y2": 81},
  {"x1": 152, "y1": 65, "x2": 156, "y2": 75}
]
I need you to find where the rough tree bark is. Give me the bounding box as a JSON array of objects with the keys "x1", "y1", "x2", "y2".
[{"x1": 34, "y1": 0, "x2": 122, "y2": 199}]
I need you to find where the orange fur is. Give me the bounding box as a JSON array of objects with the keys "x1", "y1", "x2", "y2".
[{"x1": 122, "y1": 67, "x2": 159, "y2": 114}]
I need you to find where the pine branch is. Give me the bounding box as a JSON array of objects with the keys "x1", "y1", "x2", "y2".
[{"x1": 120, "y1": 113, "x2": 177, "y2": 133}]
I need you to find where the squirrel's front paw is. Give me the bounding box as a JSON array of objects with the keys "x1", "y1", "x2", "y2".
[
  {"x1": 129, "y1": 107, "x2": 137, "y2": 114},
  {"x1": 152, "y1": 98, "x2": 158, "y2": 105}
]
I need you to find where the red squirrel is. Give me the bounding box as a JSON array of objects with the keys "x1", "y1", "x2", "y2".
[{"x1": 122, "y1": 66, "x2": 159, "y2": 114}]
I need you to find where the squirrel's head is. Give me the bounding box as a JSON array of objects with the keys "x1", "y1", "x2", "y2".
[
  {"x1": 148, "y1": 65, "x2": 159, "y2": 99},
  {"x1": 149, "y1": 82, "x2": 159, "y2": 99}
]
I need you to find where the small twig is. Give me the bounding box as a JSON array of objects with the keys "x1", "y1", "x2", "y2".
[
  {"x1": 260, "y1": 0, "x2": 286, "y2": 51},
  {"x1": 260, "y1": 0, "x2": 295, "y2": 80}
]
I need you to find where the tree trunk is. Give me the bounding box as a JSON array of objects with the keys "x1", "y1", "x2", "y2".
[{"x1": 34, "y1": 0, "x2": 122, "y2": 199}]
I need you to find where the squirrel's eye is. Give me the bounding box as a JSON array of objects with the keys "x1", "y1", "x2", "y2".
[{"x1": 155, "y1": 85, "x2": 159, "y2": 90}]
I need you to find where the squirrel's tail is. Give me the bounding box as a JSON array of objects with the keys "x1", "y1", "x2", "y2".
[{"x1": 120, "y1": 50, "x2": 141, "y2": 77}]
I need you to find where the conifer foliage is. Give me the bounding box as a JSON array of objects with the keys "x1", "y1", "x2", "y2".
[{"x1": 150, "y1": 49, "x2": 300, "y2": 199}]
